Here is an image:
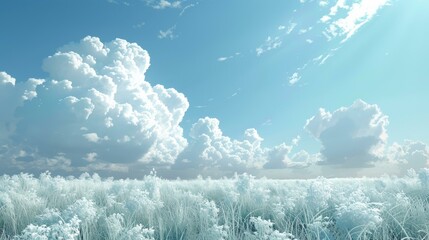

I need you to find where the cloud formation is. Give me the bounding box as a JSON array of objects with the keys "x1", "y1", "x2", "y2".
[
  {"x1": 146, "y1": 0, "x2": 181, "y2": 9},
  {"x1": 321, "y1": 0, "x2": 390, "y2": 42},
  {"x1": 288, "y1": 72, "x2": 301, "y2": 85},
  {"x1": 256, "y1": 36, "x2": 282, "y2": 56},
  {"x1": 158, "y1": 25, "x2": 177, "y2": 39},
  {"x1": 1, "y1": 36, "x2": 189, "y2": 172},
  {"x1": 387, "y1": 140, "x2": 429, "y2": 170},
  {"x1": 305, "y1": 99, "x2": 389, "y2": 167},
  {"x1": 175, "y1": 117, "x2": 307, "y2": 171}
]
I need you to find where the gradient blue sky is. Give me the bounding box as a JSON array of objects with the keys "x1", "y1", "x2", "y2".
[{"x1": 0, "y1": 0, "x2": 428, "y2": 178}]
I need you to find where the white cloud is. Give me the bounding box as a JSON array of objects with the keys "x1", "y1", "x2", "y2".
[
  {"x1": 322, "y1": 0, "x2": 390, "y2": 42},
  {"x1": 287, "y1": 22, "x2": 297, "y2": 34},
  {"x1": 320, "y1": 15, "x2": 331, "y2": 23},
  {"x1": 84, "y1": 152, "x2": 98, "y2": 162},
  {"x1": 0, "y1": 73, "x2": 44, "y2": 143},
  {"x1": 289, "y1": 72, "x2": 301, "y2": 85},
  {"x1": 158, "y1": 25, "x2": 177, "y2": 39},
  {"x1": 148, "y1": 0, "x2": 181, "y2": 9},
  {"x1": 180, "y1": 3, "x2": 196, "y2": 16},
  {"x1": 0, "y1": 71, "x2": 16, "y2": 85},
  {"x1": 83, "y1": 133, "x2": 103, "y2": 143},
  {"x1": 217, "y1": 57, "x2": 229, "y2": 62},
  {"x1": 218, "y1": 52, "x2": 239, "y2": 62},
  {"x1": 278, "y1": 25, "x2": 286, "y2": 30},
  {"x1": 2, "y1": 36, "x2": 189, "y2": 172},
  {"x1": 256, "y1": 36, "x2": 282, "y2": 56},
  {"x1": 264, "y1": 143, "x2": 292, "y2": 169},
  {"x1": 305, "y1": 99, "x2": 389, "y2": 167},
  {"x1": 292, "y1": 136, "x2": 301, "y2": 146},
  {"x1": 313, "y1": 53, "x2": 332, "y2": 65},
  {"x1": 332, "y1": 0, "x2": 348, "y2": 14},
  {"x1": 291, "y1": 150, "x2": 321, "y2": 167},
  {"x1": 175, "y1": 117, "x2": 302, "y2": 171},
  {"x1": 319, "y1": 0, "x2": 329, "y2": 6},
  {"x1": 387, "y1": 140, "x2": 429, "y2": 170}
]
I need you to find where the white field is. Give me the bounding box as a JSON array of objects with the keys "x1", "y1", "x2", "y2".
[{"x1": 1, "y1": 169, "x2": 429, "y2": 240}]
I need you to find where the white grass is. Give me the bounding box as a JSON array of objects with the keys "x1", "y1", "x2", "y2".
[{"x1": 0, "y1": 170, "x2": 429, "y2": 239}]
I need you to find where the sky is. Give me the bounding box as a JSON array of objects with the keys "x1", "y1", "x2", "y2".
[{"x1": 0, "y1": 0, "x2": 428, "y2": 179}]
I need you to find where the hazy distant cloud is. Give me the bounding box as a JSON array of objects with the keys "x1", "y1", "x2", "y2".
[
  {"x1": 256, "y1": 36, "x2": 282, "y2": 56},
  {"x1": 1, "y1": 36, "x2": 189, "y2": 173},
  {"x1": 305, "y1": 99, "x2": 389, "y2": 167},
  {"x1": 264, "y1": 143, "x2": 292, "y2": 169},
  {"x1": 261, "y1": 119, "x2": 272, "y2": 126},
  {"x1": 322, "y1": 0, "x2": 390, "y2": 42},
  {"x1": 291, "y1": 150, "x2": 321, "y2": 165},
  {"x1": 387, "y1": 140, "x2": 429, "y2": 170},
  {"x1": 159, "y1": 25, "x2": 177, "y2": 39},
  {"x1": 106, "y1": 0, "x2": 131, "y2": 6},
  {"x1": 0, "y1": 72, "x2": 44, "y2": 142},
  {"x1": 298, "y1": 26, "x2": 313, "y2": 35},
  {"x1": 175, "y1": 117, "x2": 265, "y2": 171},
  {"x1": 132, "y1": 22, "x2": 145, "y2": 29},
  {"x1": 175, "y1": 117, "x2": 302, "y2": 171}
]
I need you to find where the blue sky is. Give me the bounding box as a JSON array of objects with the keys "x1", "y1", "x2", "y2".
[{"x1": 0, "y1": 0, "x2": 428, "y2": 178}]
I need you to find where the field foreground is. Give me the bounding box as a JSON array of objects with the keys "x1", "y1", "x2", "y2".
[{"x1": 1, "y1": 170, "x2": 429, "y2": 240}]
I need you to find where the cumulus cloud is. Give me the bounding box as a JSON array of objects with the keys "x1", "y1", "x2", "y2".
[
  {"x1": 264, "y1": 143, "x2": 292, "y2": 169},
  {"x1": 0, "y1": 72, "x2": 44, "y2": 142},
  {"x1": 175, "y1": 117, "x2": 302, "y2": 171},
  {"x1": 2, "y1": 36, "x2": 189, "y2": 172},
  {"x1": 387, "y1": 140, "x2": 429, "y2": 170},
  {"x1": 322, "y1": 0, "x2": 390, "y2": 42},
  {"x1": 305, "y1": 99, "x2": 389, "y2": 167},
  {"x1": 288, "y1": 72, "x2": 301, "y2": 85}
]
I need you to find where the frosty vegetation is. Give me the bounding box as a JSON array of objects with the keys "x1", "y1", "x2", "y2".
[{"x1": 1, "y1": 169, "x2": 429, "y2": 240}]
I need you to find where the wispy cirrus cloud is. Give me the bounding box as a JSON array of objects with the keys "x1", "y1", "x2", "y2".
[
  {"x1": 322, "y1": 0, "x2": 390, "y2": 42},
  {"x1": 147, "y1": 0, "x2": 181, "y2": 9},
  {"x1": 217, "y1": 52, "x2": 240, "y2": 62},
  {"x1": 158, "y1": 25, "x2": 177, "y2": 39},
  {"x1": 282, "y1": 0, "x2": 390, "y2": 87},
  {"x1": 180, "y1": 3, "x2": 197, "y2": 16},
  {"x1": 256, "y1": 36, "x2": 282, "y2": 56}
]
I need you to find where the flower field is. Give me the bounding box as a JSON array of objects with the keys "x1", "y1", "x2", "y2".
[{"x1": 1, "y1": 169, "x2": 429, "y2": 239}]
